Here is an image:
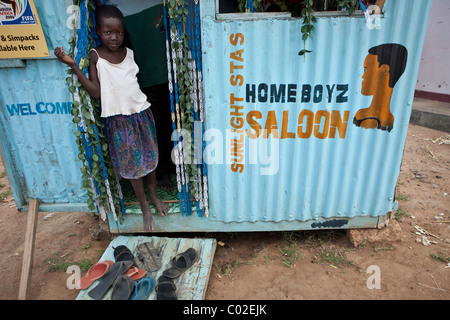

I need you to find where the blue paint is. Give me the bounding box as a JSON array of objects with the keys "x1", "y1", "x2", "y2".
[{"x1": 6, "y1": 101, "x2": 72, "y2": 116}]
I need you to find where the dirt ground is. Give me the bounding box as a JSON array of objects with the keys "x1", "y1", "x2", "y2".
[{"x1": 0, "y1": 123, "x2": 448, "y2": 300}]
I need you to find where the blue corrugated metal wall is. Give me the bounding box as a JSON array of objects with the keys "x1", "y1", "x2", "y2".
[
  {"x1": 200, "y1": 0, "x2": 432, "y2": 223},
  {"x1": 0, "y1": 0, "x2": 87, "y2": 209},
  {"x1": 0, "y1": 0, "x2": 432, "y2": 232}
]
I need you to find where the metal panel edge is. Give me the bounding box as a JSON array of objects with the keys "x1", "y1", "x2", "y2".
[{"x1": 108, "y1": 212, "x2": 380, "y2": 233}]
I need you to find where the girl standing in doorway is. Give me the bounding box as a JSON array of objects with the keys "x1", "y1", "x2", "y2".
[{"x1": 55, "y1": 5, "x2": 169, "y2": 231}]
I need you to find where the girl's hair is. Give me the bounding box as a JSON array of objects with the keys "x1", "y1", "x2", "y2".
[{"x1": 95, "y1": 5, "x2": 124, "y2": 27}]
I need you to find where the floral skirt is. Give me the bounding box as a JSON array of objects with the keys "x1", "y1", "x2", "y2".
[{"x1": 105, "y1": 107, "x2": 159, "y2": 179}]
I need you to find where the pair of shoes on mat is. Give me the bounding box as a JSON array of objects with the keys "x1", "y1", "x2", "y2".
[
  {"x1": 110, "y1": 244, "x2": 156, "y2": 300},
  {"x1": 111, "y1": 275, "x2": 156, "y2": 300},
  {"x1": 155, "y1": 248, "x2": 198, "y2": 300},
  {"x1": 162, "y1": 248, "x2": 198, "y2": 279},
  {"x1": 113, "y1": 245, "x2": 147, "y2": 280},
  {"x1": 80, "y1": 260, "x2": 145, "y2": 290},
  {"x1": 86, "y1": 245, "x2": 147, "y2": 300},
  {"x1": 88, "y1": 260, "x2": 134, "y2": 300},
  {"x1": 155, "y1": 275, "x2": 177, "y2": 300}
]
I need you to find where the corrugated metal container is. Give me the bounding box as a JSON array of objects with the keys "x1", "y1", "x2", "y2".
[{"x1": 0, "y1": 0, "x2": 432, "y2": 233}]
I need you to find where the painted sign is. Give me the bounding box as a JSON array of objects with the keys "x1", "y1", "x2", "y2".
[
  {"x1": 5, "y1": 101, "x2": 73, "y2": 116},
  {"x1": 227, "y1": 32, "x2": 353, "y2": 174},
  {"x1": 199, "y1": 0, "x2": 431, "y2": 225},
  {"x1": 0, "y1": 0, "x2": 49, "y2": 58}
]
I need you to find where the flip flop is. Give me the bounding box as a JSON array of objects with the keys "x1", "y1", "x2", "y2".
[
  {"x1": 80, "y1": 260, "x2": 114, "y2": 290},
  {"x1": 136, "y1": 242, "x2": 163, "y2": 273},
  {"x1": 113, "y1": 245, "x2": 137, "y2": 267},
  {"x1": 124, "y1": 266, "x2": 147, "y2": 281},
  {"x1": 162, "y1": 248, "x2": 198, "y2": 279},
  {"x1": 129, "y1": 276, "x2": 155, "y2": 300},
  {"x1": 155, "y1": 275, "x2": 177, "y2": 300},
  {"x1": 111, "y1": 275, "x2": 135, "y2": 300},
  {"x1": 88, "y1": 260, "x2": 134, "y2": 300}
]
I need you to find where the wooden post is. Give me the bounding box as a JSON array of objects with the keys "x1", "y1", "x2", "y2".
[{"x1": 18, "y1": 199, "x2": 39, "y2": 300}]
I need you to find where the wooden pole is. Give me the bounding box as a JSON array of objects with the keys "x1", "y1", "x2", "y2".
[{"x1": 18, "y1": 199, "x2": 39, "y2": 300}]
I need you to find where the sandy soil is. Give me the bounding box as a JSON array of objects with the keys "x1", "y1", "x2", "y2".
[{"x1": 0, "y1": 123, "x2": 448, "y2": 300}]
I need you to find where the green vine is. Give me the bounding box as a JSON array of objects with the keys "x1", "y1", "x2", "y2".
[
  {"x1": 298, "y1": 0, "x2": 316, "y2": 56},
  {"x1": 299, "y1": 0, "x2": 358, "y2": 56},
  {"x1": 67, "y1": 0, "x2": 123, "y2": 222},
  {"x1": 337, "y1": 0, "x2": 359, "y2": 16},
  {"x1": 237, "y1": 0, "x2": 263, "y2": 12},
  {"x1": 236, "y1": 1, "x2": 360, "y2": 57}
]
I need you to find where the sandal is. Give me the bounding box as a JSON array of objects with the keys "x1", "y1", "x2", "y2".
[
  {"x1": 88, "y1": 260, "x2": 134, "y2": 300},
  {"x1": 162, "y1": 248, "x2": 198, "y2": 279},
  {"x1": 111, "y1": 275, "x2": 135, "y2": 300},
  {"x1": 155, "y1": 275, "x2": 177, "y2": 300},
  {"x1": 136, "y1": 242, "x2": 163, "y2": 273},
  {"x1": 129, "y1": 276, "x2": 156, "y2": 300},
  {"x1": 80, "y1": 260, "x2": 114, "y2": 290},
  {"x1": 113, "y1": 245, "x2": 137, "y2": 267},
  {"x1": 124, "y1": 265, "x2": 147, "y2": 281}
]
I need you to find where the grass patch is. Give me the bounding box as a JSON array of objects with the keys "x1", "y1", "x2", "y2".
[
  {"x1": 394, "y1": 207, "x2": 408, "y2": 222},
  {"x1": 278, "y1": 242, "x2": 302, "y2": 268},
  {"x1": 396, "y1": 194, "x2": 410, "y2": 201},
  {"x1": 0, "y1": 190, "x2": 12, "y2": 201},
  {"x1": 430, "y1": 251, "x2": 450, "y2": 263},
  {"x1": 44, "y1": 254, "x2": 93, "y2": 273},
  {"x1": 314, "y1": 246, "x2": 360, "y2": 272}
]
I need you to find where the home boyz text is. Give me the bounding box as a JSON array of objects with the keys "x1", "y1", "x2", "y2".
[{"x1": 228, "y1": 33, "x2": 351, "y2": 173}]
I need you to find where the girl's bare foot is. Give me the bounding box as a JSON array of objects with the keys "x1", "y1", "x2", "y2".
[
  {"x1": 143, "y1": 210, "x2": 155, "y2": 232},
  {"x1": 146, "y1": 171, "x2": 169, "y2": 216},
  {"x1": 149, "y1": 193, "x2": 169, "y2": 217}
]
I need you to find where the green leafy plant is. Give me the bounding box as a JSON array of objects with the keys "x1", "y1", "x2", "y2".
[
  {"x1": 337, "y1": 0, "x2": 359, "y2": 16},
  {"x1": 66, "y1": 0, "x2": 123, "y2": 222},
  {"x1": 299, "y1": 0, "x2": 316, "y2": 56}
]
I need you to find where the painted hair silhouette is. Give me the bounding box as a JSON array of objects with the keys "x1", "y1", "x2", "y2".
[{"x1": 354, "y1": 43, "x2": 408, "y2": 132}]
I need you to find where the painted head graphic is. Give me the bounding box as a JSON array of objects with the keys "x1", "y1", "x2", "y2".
[{"x1": 354, "y1": 43, "x2": 408, "y2": 132}]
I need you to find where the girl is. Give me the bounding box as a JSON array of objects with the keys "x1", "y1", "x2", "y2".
[{"x1": 55, "y1": 5, "x2": 169, "y2": 231}]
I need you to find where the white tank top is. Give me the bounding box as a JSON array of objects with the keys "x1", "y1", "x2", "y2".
[{"x1": 92, "y1": 48, "x2": 150, "y2": 117}]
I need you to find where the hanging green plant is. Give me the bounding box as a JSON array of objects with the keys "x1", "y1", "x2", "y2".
[
  {"x1": 235, "y1": 0, "x2": 317, "y2": 57},
  {"x1": 66, "y1": 0, "x2": 124, "y2": 223},
  {"x1": 298, "y1": 0, "x2": 316, "y2": 56},
  {"x1": 337, "y1": 0, "x2": 359, "y2": 16}
]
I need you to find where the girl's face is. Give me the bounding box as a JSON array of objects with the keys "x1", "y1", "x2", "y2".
[{"x1": 96, "y1": 17, "x2": 124, "y2": 51}]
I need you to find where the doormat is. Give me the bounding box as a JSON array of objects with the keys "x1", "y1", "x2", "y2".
[
  {"x1": 76, "y1": 235, "x2": 217, "y2": 300},
  {"x1": 120, "y1": 175, "x2": 197, "y2": 215}
]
